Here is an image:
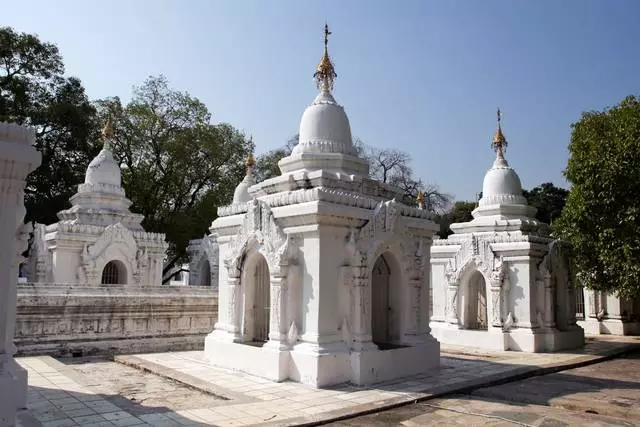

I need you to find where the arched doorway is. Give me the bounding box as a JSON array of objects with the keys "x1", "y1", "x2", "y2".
[
  {"x1": 372, "y1": 255, "x2": 391, "y2": 346},
  {"x1": 465, "y1": 271, "x2": 487, "y2": 330},
  {"x1": 242, "y1": 254, "x2": 270, "y2": 345},
  {"x1": 200, "y1": 260, "x2": 211, "y2": 286},
  {"x1": 101, "y1": 260, "x2": 126, "y2": 285},
  {"x1": 371, "y1": 252, "x2": 402, "y2": 348}
]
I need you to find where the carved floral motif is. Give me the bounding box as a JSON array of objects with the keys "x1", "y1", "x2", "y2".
[
  {"x1": 224, "y1": 200, "x2": 293, "y2": 278},
  {"x1": 76, "y1": 223, "x2": 143, "y2": 284},
  {"x1": 443, "y1": 236, "x2": 507, "y2": 327},
  {"x1": 187, "y1": 235, "x2": 219, "y2": 287}
]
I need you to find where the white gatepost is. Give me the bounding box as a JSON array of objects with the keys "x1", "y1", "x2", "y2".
[{"x1": 0, "y1": 122, "x2": 41, "y2": 426}]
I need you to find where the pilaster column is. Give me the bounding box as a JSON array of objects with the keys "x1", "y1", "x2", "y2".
[
  {"x1": 542, "y1": 274, "x2": 556, "y2": 329},
  {"x1": 446, "y1": 282, "x2": 460, "y2": 325},
  {"x1": 226, "y1": 277, "x2": 243, "y2": 341},
  {"x1": 0, "y1": 122, "x2": 41, "y2": 425},
  {"x1": 266, "y1": 275, "x2": 288, "y2": 350},
  {"x1": 351, "y1": 268, "x2": 375, "y2": 350},
  {"x1": 587, "y1": 289, "x2": 597, "y2": 318},
  {"x1": 401, "y1": 278, "x2": 426, "y2": 343},
  {"x1": 490, "y1": 284, "x2": 503, "y2": 328},
  {"x1": 566, "y1": 282, "x2": 578, "y2": 326}
]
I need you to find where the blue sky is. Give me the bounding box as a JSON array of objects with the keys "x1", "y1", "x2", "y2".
[{"x1": 4, "y1": 0, "x2": 639, "y2": 201}]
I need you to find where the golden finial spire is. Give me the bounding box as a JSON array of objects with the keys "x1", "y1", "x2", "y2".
[
  {"x1": 416, "y1": 191, "x2": 425, "y2": 210},
  {"x1": 245, "y1": 152, "x2": 255, "y2": 170},
  {"x1": 491, "y1": 108, "x2": 508, "y2": 159},
  {"x1": 314, "y1": 23, "x2": 337, "y2": 90},
  {"x1": 101, "y1": 117, "x2": 115, "y2": 150}
]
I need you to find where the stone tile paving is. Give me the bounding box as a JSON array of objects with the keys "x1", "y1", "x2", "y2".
[
  {"x1": 471, "y1": 349, "x2": 640, "y2": 422},
  {"x1": 329, "y1": 395, "x2": 639, "y2": 426},
  {"x1": 16, "y1": 336, "x2": 640, "y2": 427}
]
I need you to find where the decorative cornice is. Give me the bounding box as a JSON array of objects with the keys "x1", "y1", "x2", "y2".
[
  {"x1": 218, "y1": 187, "x2": 431, "y2": 220},
  {"x1": 434, "y1": 232, "x2": 552, "y2": 246},
  {"x1": 49, "y1": 222, "x2": 167, "y2": 246},
  {"x1": 479, "y1": 193, "x2": 527, "y2": 206},
  {"x1": 291, "y1": 137, "x2": 357, "y2": 155}
]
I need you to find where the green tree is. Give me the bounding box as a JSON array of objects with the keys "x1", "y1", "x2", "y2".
[
  {"x1": 0, "y1": 26, "x2": 100, "y2": 224},
  {"x1": 98, "y1": 76, "x2": 253, "y2": 279},
  {"x1": 555, "y1": 95, "x2": 640, "y2": 299},
  {"x1": 434, "y1": 201, "x2": 476, "y2": 238},
  {"x1": 523, "y1": 182, "x2": 569, "y2": 225},
  {"x1": 253, "y1": 135, "x2": 297, "y2": 183}
]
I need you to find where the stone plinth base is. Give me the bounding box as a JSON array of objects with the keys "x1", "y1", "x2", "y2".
[
  {"x1": 204, "y1": 334, "x2": 290, "y2": 382},
  {"x1": 430, "y1": 323, "x2": 584, "y2": 352},
  {"x1": 578, "y1": 318, "x2": 640, "y2": 336},
  {"x1": 348, "y1": 339, "x2": 440, "y2": 386},
  {"x1": 205, "y1": 333, "x2": 440, "y2": 387},
  {"x1": 16, "y1": 283, "x2": 218, "y2": 357}
]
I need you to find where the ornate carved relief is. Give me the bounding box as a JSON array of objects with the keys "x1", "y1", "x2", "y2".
[
  {"x1": 76, "y1": 223, "x2": 138, "y2": 284},
  {"x1": 27, "y1": 223, "x2": 50, "y2": 282},
  {"x1": 443, "y1": 236, "x2": 507, "y2": 327},
  {"x1": 188, "y1": 235, "x2": 219, "y2": 287},
  {"x1": 354, "y1": 199, "x2": 402, "y2": 269},
  {"x1": 224, "y1": 200, "x2": 293, "y2": 278}
]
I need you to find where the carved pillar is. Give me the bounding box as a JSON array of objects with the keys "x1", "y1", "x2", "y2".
[
  {"x1": 266, "y1": 274, "x2": 288, "y2": 349},
  {"x1": 587, "y1": 289, "x2": 597, "y2": 318},
  {"x1": 226, "y1": 276, "x2": 243, "y2": 341},
  {"x1": 401, "y1": 279, "x2": 423, "y2": 342},
  {"x1": 566, "y1": 281, "x2": 577, "y2": 326},
  {"x1": 490, "y1": 284, "x2": 502, "y2": 328},
  {"x1": 501, "y1": 275, "x2": 511, "y2": 327},
  {"x1": 0, "y1": 123, "x2": 41, "y2": 424},
  {"x1": 351, "y1": 267, "x2": 375, "y2": 350},
  {"x1": 446, "y1": 282, "x2": 460, "y2": 325},
  {"x1": 542, "y1": 272, "x2": 556, "y2": 329}
]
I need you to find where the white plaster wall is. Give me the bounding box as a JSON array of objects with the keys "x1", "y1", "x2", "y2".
[
  {"x1": 215, "y1": 239, "x2": 232, "y2": 329},
  {"x1": 506, "y1": 259, "x2": 534, "y2": 326},
  {"x1": 52, "y1": 249, "x2": 81, "y2": 284},
  {"x1": 430, "y1": 261, "x2": 449, "y2": 323},
  {"x1": 298, "y1": 227, "x2": 345, "y2": 345},
  {"x1": 317, "y1": 227, "x2": 344, "y2": 340}
]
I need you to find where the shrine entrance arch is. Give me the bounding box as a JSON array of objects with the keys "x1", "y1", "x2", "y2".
[
  {"x1": 371, "y1": 251, "x2": 402, "y2": 348},
  {"x1": 241, "y1": 252, "x2": 271, "y2": 345}
]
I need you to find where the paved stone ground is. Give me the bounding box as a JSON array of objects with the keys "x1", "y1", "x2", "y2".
[
  {"x1": 14, "y1": 336, "x2": 640, "y2": 426},
  {"x1": 328, "y1": 349, "x2": 640, "y2": 426},
  {"x1": 327, "y1": 395, "x2": 639, "y2": 426}
]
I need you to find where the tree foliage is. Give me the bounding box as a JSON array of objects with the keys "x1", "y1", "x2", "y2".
[
  {"x1": 0, "y1": 26, "x2": 100, "y2": 224},
  {"x1": 555, "y1": 95, "x2": 640, "y2": 299},
  {"x1": 253, "y1": 135, "x2": 297, "y2": 183},
  {"x1": 98, "y1": 76, "x2": 253, "y2": 276},
  {"x1": 523, "y1": 182, "x2": 568, "y2": 226},
  {"x1": 433, "y1": 201, "x2": 476, "y2": 238}
]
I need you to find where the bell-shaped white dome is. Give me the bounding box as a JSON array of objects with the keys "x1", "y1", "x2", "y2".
[
  {"x1": 479, "y1": 156, "x2": 527, "y2": 206},
  {"x1": 293, "y1": 89, "x2": 357, "y2": 156},
  {"x1": 84, "y1": 146, "x2": 121, "y2": 187}
]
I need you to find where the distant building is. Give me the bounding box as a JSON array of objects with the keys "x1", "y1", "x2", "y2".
[{"x1": 26, "y1": 121, "x2": 167, "y2": 286}]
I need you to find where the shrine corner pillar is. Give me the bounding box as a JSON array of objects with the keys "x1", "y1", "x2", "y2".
[{"x1": 0, "y1": 122, "x2": 41, "y2": 425}]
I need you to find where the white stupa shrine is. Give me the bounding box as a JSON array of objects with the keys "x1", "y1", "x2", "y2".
[
  {"x1": 429, "y1": 111, "x2": 584, "y2": 352},
  {"x1": 204, "y1": 25, "x2": 440, "y2": 387},
  {"x1": 186, "y1": 234, "x2": 219, "y2": 288},
  {"x1": 27, "y1": 121, "x2": 168, "y2": 286}
]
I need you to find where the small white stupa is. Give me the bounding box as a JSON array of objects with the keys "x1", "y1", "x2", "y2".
[
  {"x1": 28, "y1": 120, "x2": 168, "y2": 285},
  {"x1": 204, "y1": 25, "x2": 440, "y2": 387},
  {"x1": 429, "y1": 110, "x2": 584, "y2": 352}
]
